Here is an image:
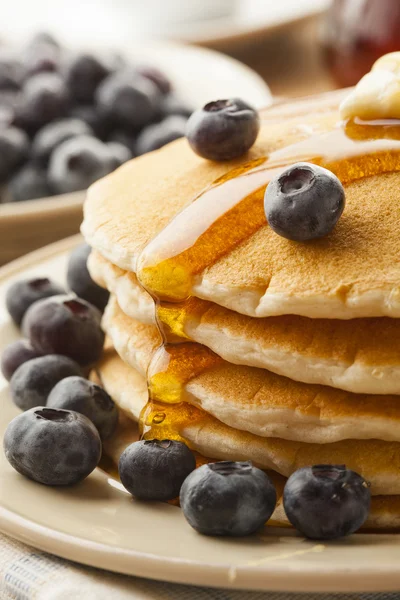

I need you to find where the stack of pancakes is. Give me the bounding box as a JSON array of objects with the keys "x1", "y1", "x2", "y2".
[{"x1": 82, "y1": 89, "x2": 400, "y2": 530}]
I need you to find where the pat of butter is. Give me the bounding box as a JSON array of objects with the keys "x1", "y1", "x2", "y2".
[{"x1": 340, "y1": 52, "x2": 400, "y2": 120}]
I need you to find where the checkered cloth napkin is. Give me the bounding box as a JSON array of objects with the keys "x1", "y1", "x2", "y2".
[{"x1": 0, "y1": 533, "x2": 398, "y2": 600}]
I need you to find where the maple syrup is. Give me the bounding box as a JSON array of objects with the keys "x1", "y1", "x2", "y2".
[{"x1": 137, "y1": 115, "x2": 400, "y2": 446}]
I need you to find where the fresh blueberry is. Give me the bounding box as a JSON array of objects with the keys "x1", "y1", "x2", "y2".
[
  {"x1": 119, "y1": 439, "x2": 196, "y2": 501},
  {"x1": 23, "y1": 294, "x2": 105, "y2": 366},
  {"x1": 70, "y1": 104, "x2": 112, "y2": 140},
  {"x1": 22, "y1": 39, "x2": 60, "y2": 80},
  {"x1": 8, "y1": 163, "x2": 51, "y2": 202},
  {"x1": 4, "y1": 407, "x2": 101, "y2": 486},
  {"x1": 180, "y1": 461, "x2": 277, "y2": 536},
  {"x1": 47, "y1": 376, "x2": 118, "y2": 440},
  {"x1": 67, "y1": 243, "x2": 110, "y2": 312},
  {"x1": 0, "y1": 106, "x2": 15, "y2": 132},
  {"x1": 6, "y1": 277, "x2": 65, "y2": 326},
  {"x1": 136, "y1": 116, "x2": 186, "y2": 155},
  {"x1": 107, "y1": 141, "x2": 131, "y2": 169},
  {"x1": 160, "y1": 94, "x2": 192, "y2": 119},
  {"x1": 283, "y1": 465, "x2": 371, "y2": 540},
  {"x1": 32, "y1": 118, "x2": 93, "y2": 166},
  {"x1": 186, "y1": 98, "x2": 260, "y2": 161},
  {"x1": 66, "y1": 243, "x2": 110, "y2": 312},
  {"x1": 0, "y1": 90, "x2": 18, "y2": 127},
  {"x1": 107, "y1": 129, "x2": 136, "y2": 155},
  {"x1": 48, "y1": 135, "x2": 116, "y2": 194},
  {"x1": 0, "y1": 127, "x2": 29, "y2": 183},
  {"x1": 65, "y1": 53, "x2": 112, "y2": 104},
  {"x1": 136, "y1": 65, "x2": 171, "y2": 95},
  {"x1": 264, "y1": 162, "x2": 346, "y2": 242},
  {"x1": 16, "y1": 73, "x2": 69, "y2": 134},
  {"x1": 96, "y1": 72, "x2": 160, "y2": 130},
  {"x1": 1, "y1": 340, "x2": 41, "y2": 381},
  {"x1": 10, "y1": 354, "x2": 81, "y2": 411},
  {"x1": 0, "y1": 50, "x2": 23, "y2": 91}
]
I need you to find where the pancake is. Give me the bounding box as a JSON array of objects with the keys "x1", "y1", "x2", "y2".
[
  {"x1": 82, "y1": 89, "x2": 400, "y2": 320},
  {"x1": 99, "y1": 401, "x2": 400, "y2": 532},
  {"x1": 99, "y1": 397, "x2": 400, "y2": 532},
  {"x1": 94, "y1": 345, "x2": 400, "y2": 497},
  {"x1": 102, "y1": 296, "x2": 400, "y2": 444},
  {"x1": 90, "y1": 250, "x2": 400, "y2": 395}
]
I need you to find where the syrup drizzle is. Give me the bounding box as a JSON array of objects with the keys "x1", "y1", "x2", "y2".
[{"x1": 137, "y1": 118, "x2": 400, "y2": 442}]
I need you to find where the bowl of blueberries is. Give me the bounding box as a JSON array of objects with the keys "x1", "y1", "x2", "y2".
[{"x1": 0, "y1": 32, "x2": 271, "y2": 265}]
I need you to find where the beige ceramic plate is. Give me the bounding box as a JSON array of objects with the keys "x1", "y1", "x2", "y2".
[
  {"x1": 1, "y1": 237, "x2": 400, "y2": 593},
  {"x1": 0, "y1": 42, "x2": 271, "y2": 266}
]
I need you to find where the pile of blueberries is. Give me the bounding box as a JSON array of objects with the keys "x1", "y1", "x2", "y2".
[
  {"x1": 0, "y1": 33, "x2": 192, "y2": 202},
  {"x1": 1, "y1": 242, "x2": 371, "y2": 540}
]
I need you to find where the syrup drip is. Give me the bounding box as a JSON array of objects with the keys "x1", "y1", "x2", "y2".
[{"x1": 137, "y1": 118, "x2": 400, "y2": 444}]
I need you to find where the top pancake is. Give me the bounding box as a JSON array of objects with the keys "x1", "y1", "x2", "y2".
[{"x1": 82, "y1": 89, "x2": 400, "y2": 319}]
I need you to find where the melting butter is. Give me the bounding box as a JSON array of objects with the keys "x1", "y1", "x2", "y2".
[{"x1": 340, "y1": 52, "x2": 400, "y2": 120}]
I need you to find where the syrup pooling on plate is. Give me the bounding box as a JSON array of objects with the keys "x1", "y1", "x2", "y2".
[{"x1": 138, "y1": 118, "x2": 400, "y2": 441}]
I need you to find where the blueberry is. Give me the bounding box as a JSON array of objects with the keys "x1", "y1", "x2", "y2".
[
  {"x1": 186, "y1": 98, "x2": 260, "y2": 161},
  {"x1": 67, "y1": 243, "x2": 110, "y2": 312},
  {"x1": 10, "y1": 354, "x2": 81, "y2": 411},
  {"x1": 32, "y1": 118, "x2": 93, "y2": 166},
  {"x1": 107, "y1": 141, "x2": 131, "y2": 169},
  {"x1": 23, "y1": 294, "x2": 105, "y2": 366},
  {"x1": 47, "y1": 376, "x2": 118, "y2": 440},
  {"x1": 96, "y1": 72, "x2": 160, "y2": 130},
  {"x1": 0, "y1": 88, "x2": 18, "y2": 113},
  {"x1": 16, "y1": 73, "x2": 69, "y2": 134},
  {"x1": 0, "y1": 50, "x2": 23, "y2": 91},
  {"x1": 1, "y1": 340, "x2": 41, "y2": 381},
  {"x1": 161, "y1": 94, "x2": 192, "y2": 119},
  {"x1": 8, "y1": 163, "x2": 51, "y2": 202},
  {"x1": 119, "y1": 439, "x2": 196, "y2": 501},
  {"x1": 0, "y1": 99, "x2": 16, "y2": 130},
  {"x1": 264, "y1": 163, "x2": 346, "y2": 242},
  {"x1": 136, "y1": 65, "x2": 171, "y2": 95},
  {"x1": 136, "y1": 116, "x2": 186, "y2": 156},
  {"x1": 48, "y1": 135, "x2": 116, "y2": 194},
  {"x1": 283, "y1": 465, "x2": 371, "y2": 540},
  {"x1": 0, "y1": 127, "x2": 29, "y2": 183},
  {"x1": 4, "y1": 407, "x2": 101, "y2": 486},
  {"x1": 22, "y1": 40, "x2": 60, "y2": 80},
  {"x1": 65, "y1": 54, "x2": 112, "y2": 104},
  {"x1": 180, "y1": 461, "x2": 277, "y2": 536},
  {"x1": 107, "y1": 129, "x2": 136, "y2": 154},
  {"x1": 6, "y1": 277, "x2": 66, "y2": 326},
  {"x1": 70, "y1": 104, "x2": 112, "y2": 140}
]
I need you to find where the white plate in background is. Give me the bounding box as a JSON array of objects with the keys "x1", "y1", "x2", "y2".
[{"x1": 3, "y1": 0, "x2": 329, "y2": 48}]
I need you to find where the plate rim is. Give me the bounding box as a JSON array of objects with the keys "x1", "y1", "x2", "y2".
[
  {"x1": 1, "y1": 493, "x2": 400, "y2": 593},
  {"x1": 1, "y1": 237, "x2": 400, "y2": 593}
]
